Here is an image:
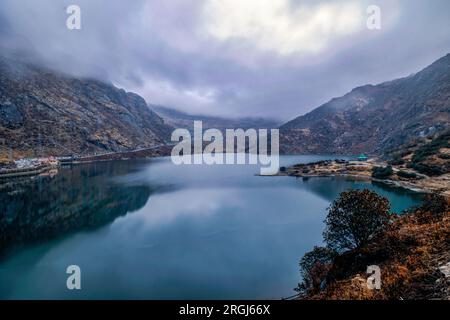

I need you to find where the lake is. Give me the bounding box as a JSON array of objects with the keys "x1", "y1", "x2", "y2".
[{"x1": 0, "y1": 155, "x2": 422, "y2": 299}]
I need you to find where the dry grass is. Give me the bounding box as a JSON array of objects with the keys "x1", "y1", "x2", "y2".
[{"x1": 307, "y1": 203, "x2": 450, "y2": 300}]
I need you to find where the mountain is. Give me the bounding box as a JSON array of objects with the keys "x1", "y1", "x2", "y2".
[
  {"x1": 0, "y1": 57, "x2": 173, "y2": 159},
  {"x1": 153, "y1": 105, "x2": 281, "y2": 133},
  {"x1": 280, "y1": 53, "x2": 450, "y2": 155}
]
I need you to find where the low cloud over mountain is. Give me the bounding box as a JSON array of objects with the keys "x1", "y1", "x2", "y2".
[{"x1": 1, "y1": 0, "x2": 450, "y2": 119}]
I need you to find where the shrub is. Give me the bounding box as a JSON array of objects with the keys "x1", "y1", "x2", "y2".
[
  {"x1": 412, "y1": 131, "x2": 450, "y2": 163},
  {"x1": 410, "y1": 163, "x2": 444, "y2": 176},
  {"x1": 388, "y1": 157, "x2": 405, "y2": 166},
  {"x1": 397, "y1": 170, "x2": 417, "y2": 179},
  {"x1": 418, "y1": 193, "x2": 449, "y2": 220},
  {"x1": 400, "y1": 150, "x2": 413, "y2": 157},
  {"x1": 323, "y1": 189, "x2": 391, "y2": 252},
  {"x1": 372, "y1": 166, "x2": 394, "y2": 179},
  {"x1": 296, "y1": 246, "x2": 337, "y2": 296}
]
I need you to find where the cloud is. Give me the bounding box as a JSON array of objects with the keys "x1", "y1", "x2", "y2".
[
  {"x1": 203, "y1": 0, "x2": 365, "y2": 55},
  {"x1": 0, "y1": 0, "x2": 449, "y2": 120}
]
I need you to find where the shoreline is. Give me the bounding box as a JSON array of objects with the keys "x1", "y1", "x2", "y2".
[
  {"x1": 0, "y1": 145, "x2": 173, "y2": 179},
  {"x1": 0, "y1": 164, "x2": 58, "y2": 179},
  {"x1": 280, "y1": 171, "x2": 431, "y2": 194},
  {"x1": 59, "y1": 144, "x2": 172, "y2": 164},
  {"x1": 275, "y1": 159, "x2": 449, "y2": 197}
]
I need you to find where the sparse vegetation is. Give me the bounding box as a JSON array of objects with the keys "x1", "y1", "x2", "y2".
[
  {"x1": 372, "y1": 166, "x2": 394, "y2": 179},
  {"x1": 412, "y1": 130, "x2": 450, "y2": 164},
  {"x1": 296, "y1": 246, "x2": 337, "y2": 296},
  {"x1": 438, "y1": 153, "x2": 450, "y2": 160},
  {"x1": 384, "y1": 129, "x2": 450, "y2": 178},
  {"x1": 397, "y1": 170, "x2": 417, "y2": 179},
  {"x1": 297, "y1": 191, "x2": 450, "y2": 300},
  {"x1": 388, "y1": 157, "x2": 405, "y2": 166},
  {"x1": 413, "y1": 193, "x2": 449, "y2": 221},
  {"x1": 408, "y1": 162, "x2": 444, "y2": 176}
]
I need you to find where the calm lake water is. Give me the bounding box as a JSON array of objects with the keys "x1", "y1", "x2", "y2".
[{"x1": 0, "y1": 155, "x2": 422, "y2": 299}]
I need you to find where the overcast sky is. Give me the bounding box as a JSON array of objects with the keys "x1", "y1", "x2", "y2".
[{"x1": 1, "y1": 0, "x2": 450, "y2": 120}]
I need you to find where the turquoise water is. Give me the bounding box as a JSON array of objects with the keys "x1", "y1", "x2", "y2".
[{"x1": 0, "y1": 155, "x2": 422, "y2": 299}]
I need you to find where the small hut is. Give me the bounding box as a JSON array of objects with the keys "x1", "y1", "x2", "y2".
[{"x1": 357, "y1": 154, "x2": 368, "y2": 162}]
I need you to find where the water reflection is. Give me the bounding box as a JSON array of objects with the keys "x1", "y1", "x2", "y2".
[
  {"x1": 0, "y1": 161, "x2": 154, "y2": 258},
  {"x1": 294, "y1": 176, "x2": 422, "y2": 212}
]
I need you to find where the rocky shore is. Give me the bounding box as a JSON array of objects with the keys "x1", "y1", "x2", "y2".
[
  {"x1": 0, "y1": 157, "x2": 59, "y2": 179},
  {"x1": 279, "y1": 159, "x2": 450, "y2": 196}
]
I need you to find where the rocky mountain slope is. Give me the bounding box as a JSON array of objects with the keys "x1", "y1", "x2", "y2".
[
  {"x1": 0, "y1": 57, "x2": 173, "y2": 159},
  {"x1": 280, "y1": 53, "x2": 450, "y2": 155},
  {"x1": 303, "y1": 195, "x2": 450, "y2": 300},
  {"x1": 385, "y1": 129, "x2": 450, "y2": 176}
]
